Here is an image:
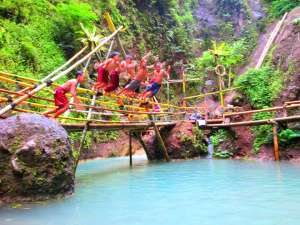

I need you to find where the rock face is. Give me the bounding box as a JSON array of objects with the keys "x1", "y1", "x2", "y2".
[
  {"x1": 79, "y1": 131, "x2": 143, "y2": 159},
  {"x1": 195, "y1": 0, "x2": 265, "y2": 40},
  {"x1": 0, "y1": 113, "x2": 75, "y2": 203},
  {"x1": 273, "y1": 7, "x2": 300, "y2": 104},
  {"x1": 144, "y1": 122, "x2": 206, "y2": 160}
]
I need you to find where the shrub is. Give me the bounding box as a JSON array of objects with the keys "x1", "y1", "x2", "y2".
[
  {"x1": 235, "y1": 66, "x2": 284, "y2": 108},
  {"x1": 265, "y1": 0, "x2": 300, "y2": 18},
  {"x1": 251, "y1": 112, "x2": 274, "y2": 154}
]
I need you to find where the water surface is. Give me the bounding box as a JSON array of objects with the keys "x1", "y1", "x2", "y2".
[{"x1": 1, "y1": 157, "x2": 300, "y2": 225}]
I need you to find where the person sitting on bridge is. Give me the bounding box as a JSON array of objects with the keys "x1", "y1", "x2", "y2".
[
  {"x1": 118, "y1": 51, "x2": 152, "y2": 98},
  {"x1": 142, "y1": 63, "x2": 171, "y2": 100},
  {"x1": 94, "y1": 51, "x2": 121, "y2": 93},
  {"x1": 43, "y1": 71, "x2": 85, "y2": 118}
]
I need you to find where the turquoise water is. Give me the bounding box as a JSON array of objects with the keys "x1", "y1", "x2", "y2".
[{"x1": 1, "y1": 157, "x2": 300, "y2": 225}]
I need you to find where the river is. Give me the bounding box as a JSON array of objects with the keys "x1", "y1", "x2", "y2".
[{"x1": 1, "y1": 157, "x2": 300, "y2": 225}]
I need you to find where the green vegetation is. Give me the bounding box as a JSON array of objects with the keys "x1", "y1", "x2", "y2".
[
  {"x1": 235, "y1": 65, "x2": 284, "y2": 153},
  {"x1": 181, "y1": 127, "x2": 207, "y2": 155},
  {"x1": 251, "y1": 112, "x2": 274, "y2": 153},
  {"x1": 235, "y1": 66, "x2": 284, "y2": 108},
  {"x1": 0, "y1": 0, "x2": 98, "y2": 80},
  {"x1": 279, "y1": 129, "x2": 300, "y2": 144},
  {"x1": 69, "y1": 130, "x2": 119, "y2": 150},
  {"x1": 211, "y1": 129, "x2": 235, "y2": 158},
  {"x1": 265, "y1": 0, "x2": 300, "y2": 18}
]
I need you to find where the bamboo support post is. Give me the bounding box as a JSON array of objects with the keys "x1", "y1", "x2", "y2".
[
  {"x1": 272, "y1": 122, "x2": 280, "y2": 161},
  {"x1": 149, "y1": 115, "x2": 170, "y2": 162},
  {"x1": 0, "y1": 27, "x2": 123, "y2": 116},
  {"x1": 167, "y1": 81, "x2": 170, "y2": 112},
  {"x1": 129, "y1": 131, "x2": 133, "y2": 167},
  {"x1": 132, "y1": 132, "x2": 151, "y2": 160},
  {"x1": 77, "y1": 93, "x2": 97, "y2": 153},
  {"x1": 78, "y1": 38, "x2": 115, "y2": 156},
  {"x1": 182, "y1": 70, "x2": 187, "y2": 107}
]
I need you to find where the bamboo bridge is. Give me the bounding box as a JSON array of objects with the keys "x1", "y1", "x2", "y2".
[{"x1": 0, "y1": 12, "x2": 297, "y2": 162}]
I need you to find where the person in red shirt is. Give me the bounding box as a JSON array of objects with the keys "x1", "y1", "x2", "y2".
[{"x1": 43, "y1": 71, "x2": 85, "y2": 118}]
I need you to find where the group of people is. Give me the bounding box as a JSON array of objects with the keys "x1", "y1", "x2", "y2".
[{"x1": 43, "y1": 51, "x2": 171, "y2": 119}]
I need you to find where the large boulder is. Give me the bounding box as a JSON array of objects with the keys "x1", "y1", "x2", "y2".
[
  {"x1": 144, "y1": 122, "x2": 207, "y2": 160},
  {"x1": 0, "y1": 113, "x2": 75, "y2": 203}
]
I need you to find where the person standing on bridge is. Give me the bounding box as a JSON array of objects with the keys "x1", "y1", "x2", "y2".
[
  {"x1": 94, "y1": 51, "x2": 121, "y2": 93},
  {"x1": 43, "y1": 71, "x2": 85, "y2": 119}
]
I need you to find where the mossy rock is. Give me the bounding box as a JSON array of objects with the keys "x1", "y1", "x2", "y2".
[{"x1": 0, "y1": 113, "x2": 75, "y2": 204}]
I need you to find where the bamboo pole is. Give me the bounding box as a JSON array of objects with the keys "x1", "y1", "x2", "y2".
[
  {"x1": 182, "y1": 70, "x2": 187, "y2": 107},
  {"x1": 41, "y1": 46, "x2": 88, "y2": 83},
  {"x1": 272, "y1": 123, "x2": 280, "y2": 161},
  {"x1": 0, "y1": 27, "x2": 123, "y2": 116},
  {"x1": 207, "y1": 114, "x2": 300, "y2": 128},
  {"x1": 184, "y1": 87, "x2": 239, "y2": 100},
  {"x1": 167, "y1": 81, "x2": 170, "y2": 112},
  {"x1": 129, "y1": 131, "x2": 133, "y2": 167},
  {"x1": 78, "y1": 39, "x2": 115, "y2": 155},
  {"x1": 0, "y1": 75, "x2": 152, "y2": 111},
  {"x1": 132, "y1": 132, "x2": 151, "y2": 160},
  {"x1": 149, "y1": 115, "x2": 170, "y2": 161},
  {"x1": 1, "y1": 71, "x2": 206, "y2": 111},
  {"x1": 152, "y1": 121, "x2": 170, "y2": 161},
  {"x1": 224, "y1": 104, "x2": 300, "y2": 117},
  {"x1": 163, "y1": 78, "x2": 202, "y2": 84},
  {"x1": 103, "y1": 12, "x2": 126, "y2": 58},
  {"x1": 62, "y1": 121, "x2": 176, "y2": 132},
  {"x1": 14, "y1": 45, "x2": 88, "y2": 100},
  {"x1": 218, "y1": 75, "x2": 225, "y2": 107}
]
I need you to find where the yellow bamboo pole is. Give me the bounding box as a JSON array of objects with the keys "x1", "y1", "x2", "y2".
[
  {"x1": 182, "y1": 70, "x2": 187, "y2": 107},
  {"x1": 184, "y1": 87, "x2": 239, "y2": 100},
  {"x1": 103, "y1": 12, "x2": 126, "y2": 57}
]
